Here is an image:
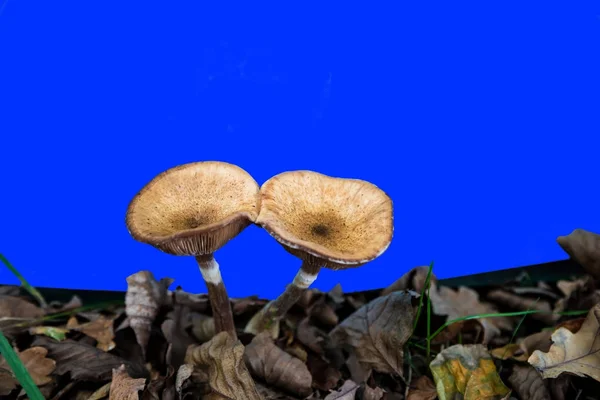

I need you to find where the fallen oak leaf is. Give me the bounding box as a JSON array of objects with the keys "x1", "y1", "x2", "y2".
[
  {"x1": 430, "y1": 344, "x2": 511, "y2": 400},
  {"x1": 32, "y1": 336, "x2": 148, "y2": 381},
  {"x1": 428, "y1": 283, "x2": 513, "y2": 344},
  {"x1": 507, "y1": 365, "x2": 551, "y2": 400},
  {"x1": 244, "y1": 332, "x2": 312, "y2": 397},
  {"x1": 0, "y1": 346, "x2": 56, "y2": 396},
  {"x1": 407, "y1": 376, "x2": 437, "y2": 400},
  {"x1": 329, "y1": 291, "x2": 417, "y2": 380},
  {"x1": 109, "y1": 364, "x2": 147, "y2": 400},
  {"x1": 67, "y1": 315, "x2": 116, "y2": 351},
  {"x1": 528, "y1": 302, "x2": 600, "y2": 382},
  {"x1": 185, "y1": 331, "x2": 263, "y2": 400}
]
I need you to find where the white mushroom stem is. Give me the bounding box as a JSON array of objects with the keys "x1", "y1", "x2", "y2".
[
  {"x1": 195, "y1": 254, "x2": 237, "y2": 339},
  {"x1": 254, "y1": 261, "x2": 322, "y2": 332}
]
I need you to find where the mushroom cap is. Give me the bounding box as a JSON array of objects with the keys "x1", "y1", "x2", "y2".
[
  {"x1": 126, "y1": 161, "x2": 260, "y2": 256},
  {"x1": 255, "y1": 170, "x2": 393, "y2": 269}
]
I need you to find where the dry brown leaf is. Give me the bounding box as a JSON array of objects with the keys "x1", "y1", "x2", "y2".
[
  {"x1": 67, "y1": 315, "x2": 116, "y2": 351},
  {"x1": 109, "y1": 364, "x2": 147, "y2": 400},
  {"x1": 244, "y1": 332, "x2": 312, "y2": 397},
  {"x1": 329, "y1": 291, "x2": 417, "y2": 380},
  {"x1": 0, "y1": 295, "x2": 45, "y2": 319},
  {"x1": 381, "y1": 266, "x2": 437, "y2": 296},
  {"x1": 125, "y1": 271, "x2": 173, "y2": 360},
  {"x1": 309, "y1": 297, "x2": 339, "y2": 327},
  {"x1": 140, "y1": 365, "x2": 175, "y2": 400},
  {"x1": 190, "y1": 313, "x2": 215, "y2": 342},
  {"x1": 529, "y1": 302, "x2": 600, "y2": 382},
  {"x1": 519, "y1": 331, "x2": 553, "y2": 358},
  {"x1": 429, "y1": 283, "x2": 513, "y2": 344},
  {"x1": 430, "y1": 344, "x2": 511, "y2": 400},
  {"x1": 486, "y1": 289, "x2": 555, "y2": 325},
  {"x1": 407, "y1": 376, "x2": 437, "y2": 400},
  {"x1": 324, "y1": 380, "x2": 359, "y2": 400},
  {"x1": 307, "y1": 353, "x2": 340, "y2": 391},
  {"x1": 32, "y1": 336, "x2": 147, "y2": 381},
  {"x1": 185, "y1": 331, "x2": 263, "y2": 400},
  {"x1": 557, "y1": 229, "x2": 600, "y2": 280},
  {"x1": 554, "y1": 317, "x2": 585, "y2": 334},
  {"x1": 507, "y1": 365, "x2": 550, "y2": 400},
  {"x1": 0, "y1": 346, "x2": 56, "y2": 395},
  {"x1": 296, "y1": 317, "x2": 328, "y2": 355},
  {"x1": 490, "y1": 344, "x2": 522, "y2": 361}
]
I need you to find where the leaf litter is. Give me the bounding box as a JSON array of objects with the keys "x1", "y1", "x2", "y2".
[{"x1": 3, "y1": 229, "x2": 600, "y2": 398}]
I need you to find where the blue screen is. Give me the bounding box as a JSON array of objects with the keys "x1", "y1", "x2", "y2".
[{"x1": 1, "y1": 1, "x2": 599, "y2": 299}]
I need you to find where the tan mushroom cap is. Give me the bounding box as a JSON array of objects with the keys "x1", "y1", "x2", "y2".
[
  {"x1": 255, "y1": 170, "x2": 393, "y2": 269},
  {"x1": 126, "y1": 161, "x2": 260, "y2": 256}
]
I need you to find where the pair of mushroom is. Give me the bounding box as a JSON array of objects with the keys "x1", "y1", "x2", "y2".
[{"x1": 125, "y1": 161, "x2": 393, "y2": 340}]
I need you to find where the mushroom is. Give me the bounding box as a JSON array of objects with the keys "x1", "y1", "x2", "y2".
[
  {"x1": 244, "y1": 170, "x2": 393, "y2": 336},
  {"x1": 126, "y1": 161, "x2": 260, "y2": 339}
]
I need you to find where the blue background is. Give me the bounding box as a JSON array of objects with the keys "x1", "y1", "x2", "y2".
[{"x1": 1, "y1": 1, "x2": 599, "y2": 299}]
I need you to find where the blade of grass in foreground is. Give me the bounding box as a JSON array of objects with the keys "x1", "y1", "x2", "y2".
[
  {"x1": 412, "y1": 260, "x2": 434, "y2": 333},
  {"x1": 0, "y1": 253, "x2": 47, "y2": 308},
  {"x1": 0, "y1": 330, "x2": 44, "y2": 400}
]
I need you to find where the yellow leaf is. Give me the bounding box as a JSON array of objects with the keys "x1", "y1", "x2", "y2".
[
  {"x1": 528, "y1": 302, "x2": 600, "y2": 382},
  {"x1": 430, "y1": 344, "x2": 510, "y2": 400}
]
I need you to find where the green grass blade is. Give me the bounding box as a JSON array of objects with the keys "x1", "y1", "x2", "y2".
[
  {"x1": 427, "y1": 308, "x2": 589, "y2": 342},
  {"x1": 0, "y1": 253, "x2": 47, "y2": 308},
  {"x1": 0, "y1": 330, "x2": 45, "y2": 400},
  {"x1": 412, "y1": 261, "x2": 434, "y2": 333}
]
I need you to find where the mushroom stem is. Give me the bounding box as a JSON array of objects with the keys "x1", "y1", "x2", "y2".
[
  {"x1": 195, "y1": 254, "x2": 237, "y2": 339},
  {"x1": 256, "y1": 261, "x2": 322, "y2": 331}
]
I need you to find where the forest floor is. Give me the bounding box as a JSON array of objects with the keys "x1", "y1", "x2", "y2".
[{"x1": 1, "y1": 229, "x2": 600, "y2": 400}]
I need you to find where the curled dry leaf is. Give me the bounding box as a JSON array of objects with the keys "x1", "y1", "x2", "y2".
[
  {"x1": 381, "y1": 266, "x2": 437, "y2": 296},
  {"x1": 323, "y1": 380, "x2": 359, "y2": 400},
  {"x1": 185, "y1": 331, "x2": 263, "y2": 400},
  {"x1": 0, "y1": 346, "x2": 56, "y2": 396},
  {"x1": 125, "y1": 271, "x2": 173, "y2": 359},
  {"x1": 110, "y1": 364, "x2": 147, "y2": 400},
  {"x1": 244, "y1": 332, "x2": 312, "y2": 397},
  {"x1": 67, "y1": 315, "x2": 116, "y2": 351},
  {"x1": 429, "y1": 283, "x2": 513, "y2": 344},
  {"x1": 557, "y1": 229, "x2": 600, "y2": 281},
  {"x1": 507, "y1": 365, "x2": 551, "y2": 400},
  {"x1": 329, "y1": 291, "x2": 417, "y2": 380},
  {"x1": 430, "y1": 344, "x2": 511, "y2": 400},
  {"x1": 407, "y1": 376, "x2": 437, "y2": 400},
  {"x1": 528, "y1": 303, "x2": 600, "y2": 382}
]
